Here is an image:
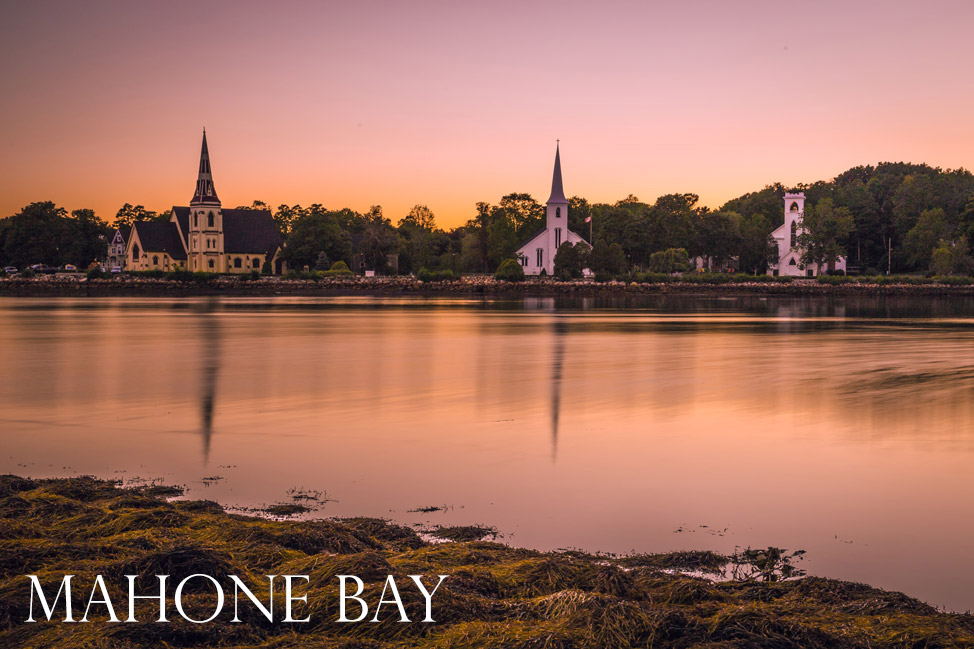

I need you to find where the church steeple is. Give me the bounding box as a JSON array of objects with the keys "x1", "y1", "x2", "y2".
[
  {"x1": 191, "y1": 129, "x2": 220, "y2": 206},
  {"x1": 547, "y1": 141, "x2": 567, "y2": 204}
]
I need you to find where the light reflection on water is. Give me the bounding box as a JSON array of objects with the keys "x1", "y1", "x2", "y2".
[{"x1": 0, "y1": 295, "x2": 973, "y2": 610}]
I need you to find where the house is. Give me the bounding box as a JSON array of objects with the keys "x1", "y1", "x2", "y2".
[
  {"x1": 124, "y1": 131, "x2": 284, "y2": 273},
  {"x1": 768, "y1": 192, "x2": 846, "y2": 277},
  {"x1": 515, "y1": 143, "x2": 590, "y2": 276},
  {"x1": 106, "y1": 227, "x2": 130, "y2": 269}
]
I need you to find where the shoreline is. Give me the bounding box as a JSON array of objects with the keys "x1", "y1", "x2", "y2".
[
  {"x1": 1, "y1": 474, "x2": 972, "y2": 648},
  {"x1": 3, "y1": 275, "x2": 974, "y2": 298}
]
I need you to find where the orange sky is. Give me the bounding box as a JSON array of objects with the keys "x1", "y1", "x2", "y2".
[{"x1": 1, "y1": 0, "x2": 972, "y2": 228}]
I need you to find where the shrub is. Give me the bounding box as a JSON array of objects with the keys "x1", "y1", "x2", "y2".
[
  {"x1": 494, "y1": 259, "x2": 525, "y2": 282},
  {"x1": 86, "y1": 267, "x2": 109, "y2": 280},
  {"x1": 647, "y1": 248, "x2": 691, "y2": 274},
  {"x1": 330, "y1": 261, "x2": 351, "y2": 272},
  {"x1": 417, "y1": 268, "x2": 457, "y2": 282},
  {"x1": 20, "y1": 268, "x2": 36, "y2": 278},
  {"x1": 167, "y1": 269, "x2": 213, "y2": 283}
]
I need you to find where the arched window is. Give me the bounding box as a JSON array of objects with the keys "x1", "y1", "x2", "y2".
[
  {"x1": 252, "y1": 258, "x2": 261, "y2": 269},
  {"x1": 207, "y1": 212, "x2": 215, "y2": 228},
  {"x1": 132, "y1": 244, "x2": 140, "y2": 261},
  {"x1": 556, "y1": 207, "x2": 561, "y2": 218},
  {"x1": 194, "y1": 213, "x2": 198, "y2": 227},
  {"x1": 234, "y1": 258, "x2": 242, "y2": 268},
  {"x1": 790, "y1": 201, "x2": 799, "y2": 212},
  {"x1": 152, "y1": 256, "x2": 159, "y2": 265},
  {"x1": 790, "y1": 222, "x2": 797, "y2": 248},
  {"x1": 208, "y1": 259, "x2": 215, "y2": 269}
]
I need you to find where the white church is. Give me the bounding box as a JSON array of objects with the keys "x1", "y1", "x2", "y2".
[
  {"x1": 516, "y1": 144, "x2": 590, "y2": 275},
  {"x1": 768, "y1": 192, "x2": 846, "y2": 277}
]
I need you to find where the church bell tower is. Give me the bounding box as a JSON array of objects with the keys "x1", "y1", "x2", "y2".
[{"x1": 188, "y1": 130, "x2": 225, "y2": 272}]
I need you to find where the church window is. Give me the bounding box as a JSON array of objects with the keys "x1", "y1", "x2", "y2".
[
  {"x1": 788, "y1": 258, "x2": 797, "y2": 266},
  {"x1": 234, "y1": 258, "x2": 242, "y2": 268},
  {"x1": 790, "y1": 222, "x2": 797, "y2": 248},
  {"x1": 208, "y1": 259, "x2": 215, "y2": 269},
  {"x1": 556, "y1": 207, "x2": 561, "y2": 218},
  {"x1": 521, "y1": 257, "x2": 528, "y2": 266},
  {"x1": 536, "y1": 248, "x2": 543, "y2": 267},
  {"x1": 132, "y1": 244, "x2": 140, "y2": 261},
  {"x1": 253, "y1": 258, "x2": 261, "y2": 269},
  {"x1": 555, "y1": 228, "x2": 562, "y2": 248},
  {"x1": 152, "y1": 256, "x2": 158, "y2": 265},
  {"x1": 194, "y1": 214, "x2": 198, "y2": 227},
  {"x1": 790, "y1": 201, "x2": 799, "y2": 212},
  {"x1": 208, "y1": 212, "x2": 214, "y2": 228}
]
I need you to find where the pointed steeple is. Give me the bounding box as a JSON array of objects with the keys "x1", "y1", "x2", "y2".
[
  {"x1": 191, "y1": 129, "x2": 220, "y2": 206},
  {"x1": 547, "y1": 141, "x2": 567, "y2": 204}
]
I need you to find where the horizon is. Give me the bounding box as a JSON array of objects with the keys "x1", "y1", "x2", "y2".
[{"x1": 1, "y1": 0, "x2": 972, "y2": 226}]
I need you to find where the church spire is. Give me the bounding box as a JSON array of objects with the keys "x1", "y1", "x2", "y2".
[
  {"x1": 190, "y1": 129, "x2": 220, "y2": 206},
  {"x1": 547, "y1": 141, "x2": 567, "y2": 204}
]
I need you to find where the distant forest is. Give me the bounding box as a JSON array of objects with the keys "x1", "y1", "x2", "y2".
[{"x1": 2, "y1": 162, "x2": 972, "y2": 276}]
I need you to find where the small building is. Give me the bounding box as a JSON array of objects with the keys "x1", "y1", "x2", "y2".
[
  {"x1": 515, "y1": 144, "x2": 590, "y2": 276},
  {"x1": 124, "y1": 131, "x2": 284, "y2": 273},
  {"x1": 768, "y1": 192, "x2": 846, "y2": 277},
  {"x1": 106, "y1": 227, "x2": 130, "y2": 269}
]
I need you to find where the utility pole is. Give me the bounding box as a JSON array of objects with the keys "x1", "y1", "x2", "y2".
[{"x1": 887, "y1": 238, "x2": 892, "y2": 275}]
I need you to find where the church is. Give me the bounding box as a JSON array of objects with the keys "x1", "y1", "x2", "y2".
[
  {"x1": 515, "y1": 144, "x2": 590, "y2": 276},
  {"x1": 122, "y1": 131, "x2": 284, "y2": 274},
  {"x1": 768, "y1": 192, "x2": 846, "y2": 277}
]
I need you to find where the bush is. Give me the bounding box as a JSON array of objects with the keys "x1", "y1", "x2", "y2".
[
  {"x1": 417, "y1": 268, "x2": 457, "y2": 282},
  {"x1": 20, "y1": 268, "x2": 36, "y2": 278},
  {"x1": 494, "y1": 259, "x2": 525, "y2": 282},
  {"x1": 86, "y1": 267, "x2": 109, "y2": 280},
  {"x1": 330, "y1": 261, "x2": 351, "y2": 272},
  {"x1": 167, "y1": 269, "x2": 213, "y2": 283},
  {"x1": 129, "y1": 269, "x2": 166, "y2": 279}
]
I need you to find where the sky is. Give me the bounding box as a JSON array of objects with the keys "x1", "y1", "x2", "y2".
[{"x1": 1, "y1": 0, "x2": 972, "y2": 228}]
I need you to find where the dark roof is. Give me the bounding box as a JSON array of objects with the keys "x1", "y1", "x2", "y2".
[
  {"x1": 131, "y1": 221, "x2": 187, "y2": 260},
  {"x1": 172, "y1": 206, "x2": 190, "y2": 246},
  {"x1": 547, "y1": 143, "x2": 567, "y2": 204},
  {"x1": 113, "y1": 226, "x2": 131, "y2": 242},
  {"x1": 223, "y1": 209, "x2": 282, "y2": 254}
]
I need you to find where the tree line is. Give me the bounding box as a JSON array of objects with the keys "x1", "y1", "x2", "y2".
[{"x1": 2, "y1": 161, "x2": 972, "y2": 275}]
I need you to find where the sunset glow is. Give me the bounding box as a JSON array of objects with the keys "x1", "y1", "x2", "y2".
[{"x1": 1, "y1": 0, "x2": 972, "y2": 226}]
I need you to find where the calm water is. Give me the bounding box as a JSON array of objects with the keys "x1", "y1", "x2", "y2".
[{"x1": 1, "y1": 295, "x2": 973, "y2": 610}]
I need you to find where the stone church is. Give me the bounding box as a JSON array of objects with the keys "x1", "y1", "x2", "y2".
[
  {"x1": 122, "y1": 131, "x2": 284, "y2": 274},
  {"x1": 515, "y1": 144, "x2": 590, "y2": 276}
]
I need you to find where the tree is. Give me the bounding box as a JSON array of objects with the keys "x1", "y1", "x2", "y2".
[
  {"x1": 737, "y1": 213, "x2": 777, "y2": 274},
  {"x1": 284, "y1": 207, "x2": 350, "y2": 270},
  {"x1": 648, "y1": 248, "x2": 691, "y2": 274},
  {"x1": 553, "y1": 242, "x2": 587, "y2": 280},
  {"x1": 930, "y1": 236, "x2": 973, "y2": 276},
  {"x1": 315, "y1": 251, "x2": 331, "y2": 271},
  {"x1": 796, "y1": 198, "x2": 854, "y2": 272},
  {"x1": 695, "y1": 211, "x2": 742, "y2": 271},
  {"x1": 398, "y1": 204, "x2": 436, "y2": 230},
  {"x1": 589, "y1": 239, "x2": 627, "y2": 280},
  {"x1": 903, "y1": 208, "x2": 952, "y2": 269},
  {"x1": 273, "y1": 204, "x2": 304, "y2": 238},
  {"x1": 360, "y1": 206, "x2": 397, "y2": 272},
  {"x1": 113, "y1": 203, "x2": 158, "y2": 228}
]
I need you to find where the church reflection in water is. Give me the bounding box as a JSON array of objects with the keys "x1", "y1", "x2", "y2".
[
  {"x1": 196, "y1": 302, "x2": 221, "y2": 463},
  {"x1": 550, "y1": 318, "x2": 566, "y2": 461}
]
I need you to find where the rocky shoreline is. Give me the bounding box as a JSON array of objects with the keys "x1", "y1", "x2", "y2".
[{"x1": 3, "y1": 275, "x2": 974, "y2": 298}]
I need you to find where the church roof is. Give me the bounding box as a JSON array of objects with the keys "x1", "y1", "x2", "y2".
[
  {"x1": 223, "y1": 209, "x2": 282, "y2": 254},
  {"x1": 132, "y1": 221, "x2": 187, "y2": 260},
  {"x1": 190, "y1": 130, "x2": 221, "y2": 206},
  {"x1": 547, "y1": 142, "x2": 567, "y2": 204}
]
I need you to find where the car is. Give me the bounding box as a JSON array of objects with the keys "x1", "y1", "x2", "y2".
[
  {"x1": 64, "y1": 264, "x2": 77, "y2": 272},
  {"x1": 3, "y1": 266, "x2": 17, "y2": 275},
  {"x1": 110, "y1": 266, "x2": 122, "y2": 274}
]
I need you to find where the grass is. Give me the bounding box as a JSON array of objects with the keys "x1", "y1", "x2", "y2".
[{"x1": 1, "y1": 474, "x2": 973, "y2": 648}]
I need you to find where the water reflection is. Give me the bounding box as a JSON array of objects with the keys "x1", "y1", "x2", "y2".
[
  {"x1": 197, "y1": 301, "x2": 221, "y2": 464},
  {"x1": 550, "y1": 318, "x2": 566, "y2": 461},
  {"x1": 2, "y1": 296, "x2": 974, "y2": 611}
]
